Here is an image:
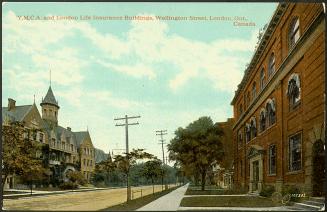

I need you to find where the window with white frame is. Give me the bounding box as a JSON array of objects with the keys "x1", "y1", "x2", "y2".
[
  {"x1": 245, "y1": 124, "x2": 251, "y2": 142},
  {"x1": 259, "y1": 109, "x2": 266, "y2": 132},
  {"x1": 289, "y1": 133, "x2": 302, "y2": 172},
  {"x1": 269, "y1": 144, "x2": 276, "y2": 174},
  {"x1": 238, "y1": 130, "x2": 243, "y2": 148},
  {"x1": 260, "y1": 68, "x2": 265, "y2": 90},
  {"x1": 268, "y1": 53, "x2": 275, "y2": 77},
  {"x1": 287, "y1": 73, "x2": 301, "y2": 108},
  {"x1": 252, "y1": 82, "x2": 257, "y2": 100},
  {"x1": 289, "y1": 17, "x2": 300, "y2": 49},
  {"x1": 250, "y1": 117, "x2": 257, "y2": 139},
  {"x1": 266, "y1": 99, "x2": 276, "y2": 126}
]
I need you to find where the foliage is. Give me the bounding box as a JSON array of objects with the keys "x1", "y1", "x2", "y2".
[
  {"x1": 2, "y1": 121, "x2": 48, "y2": 190},
  {"x1": 282, "y1": 185, "x2": 301, "y2": 202},
  {"x1": 59, "y1": 181, "x2": 78, "y2": 190},
  {"x1": 168, "y1": 116, "x2": 224, "y2": 190},
  {"x1": 67, "y1": 171, "x2": 86, "y2": 185},
  {"x1": 260, "y1": 185, "x2": 275, "y2": 197},
  {"x1": 140, "y1": 159, "x2": 163, "y2": 193}
]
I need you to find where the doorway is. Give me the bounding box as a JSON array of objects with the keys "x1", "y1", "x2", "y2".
[{"x1": 252, "y1": 161, "x2": 259, "y2": 191}]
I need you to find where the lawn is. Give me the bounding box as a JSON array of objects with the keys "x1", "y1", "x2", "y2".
[
  {"x1": 180, "y1": 196, "x2": 283, "y2": 207},
  {"x1": 185, "y1": 186, "x2": 247, "y2": 195},
  {"x1": 102, "y1": 185, "x2": 181, "y2": 211}
]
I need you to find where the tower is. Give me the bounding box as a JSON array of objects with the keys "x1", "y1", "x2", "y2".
[{"x1": 40, "y1": 86, "x2": 60, "y2": 126}]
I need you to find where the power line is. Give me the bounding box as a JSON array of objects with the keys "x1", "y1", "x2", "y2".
[{"x1": 114, "y1": 115, "x2": 140, "y2": 202}]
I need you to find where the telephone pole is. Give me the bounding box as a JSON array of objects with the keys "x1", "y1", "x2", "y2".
[
  {"x1": 156, "y1": 130, "x2": 167, "y2": 190},
  {"x1": 114, "y1": 115, "x2": 140, "y2": 202}
]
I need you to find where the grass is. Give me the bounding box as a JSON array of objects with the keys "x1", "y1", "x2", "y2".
[
  {"x1": 3, "y1": 191, "x2": 30, "y2": 195},
  {"x1": 185, "y1": 186, "x2": 247, "y2": 195},
  {"x1": 101, "y1": 185, "x2": 181, "y2": 211},
  {"x1": 180, "y1": 196, "x2": 283, "y2": 207}
]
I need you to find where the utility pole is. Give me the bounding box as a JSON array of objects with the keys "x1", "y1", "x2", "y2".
[
  {"x1": 114, "y1": 115, "x2": 140, "y2": 202},
  {"x1": 156, "y1": 130, "x2": 167, "y2": 190}
]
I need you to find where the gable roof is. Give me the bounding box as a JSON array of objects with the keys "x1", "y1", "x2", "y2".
[
  {"x1": 74, "y1": 131, "x2": 90, "y2": 147},
  {"x1": 2, "y1": 105, "x2": 33, "y2": 123},
  {"x1": 41, "y1": 86, "x2": 59, "y2": 108}
]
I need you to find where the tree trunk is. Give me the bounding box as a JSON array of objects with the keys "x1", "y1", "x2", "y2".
[
  {"x1": 152, "y1": 178, "x2": 154, "y2": 194},
  {"x1": 2, "y1": 174, "x2": 8, "y2": 191},
  {"x1": 201, "y1": 171, "x2": 206, "y2": 191}
]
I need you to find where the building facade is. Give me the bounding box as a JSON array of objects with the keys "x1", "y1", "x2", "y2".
[
  {"x1": 231, "y1": 3, "x2": 325, "y2": 196},
  {"x1": 2, "y1": 86, "x2": 97, "y2": 189}
]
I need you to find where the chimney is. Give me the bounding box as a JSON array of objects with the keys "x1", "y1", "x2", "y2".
[
  {"x1": 8, "y1": 98, "x2": 16, "y2": 111},
  {"x1": 67, "y1": 127, "x2": 71, "y2": 131}
]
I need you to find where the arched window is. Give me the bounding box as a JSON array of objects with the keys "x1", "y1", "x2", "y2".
[
  {"x1": 259, "y1": 108, "x2": 266, "y2": 132},
  {"x1": 238, "y1": 130, "x2": 243, "y2": 147},
  {"x1": 287, "y1": 73, "x2": 301, "y2": 108},
  {"x1": 250, "y1": 117, "x2": 257, "y2": 138},
  {"x1": 266, "y1": 98, "x2": 276, "y2": 126},
  {"x1": 289, "y1": 17, "x2": 300, "y2": 49},
  {"x1": 268, "y1": 53, "x2": 275, "y2": 77},
  {"x1": 245, "y1": 124, "x2": 251, "y2": 142},
  {"x1": 260, "y1": 68, "x2": 265, "y2": 91},
  {"x1": 239, "y1": 104, "x2": 243, "y2": 115},
  {"x1": 247, "y1": 91, "x2": 250, "y2": 107},
  {"x1": 252, "y1": 82, "x2": 256, "y2": 100}
]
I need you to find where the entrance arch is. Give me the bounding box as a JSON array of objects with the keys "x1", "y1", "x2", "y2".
[{"x1": 247, "y1": 145, "x2": 265, "y2": 193}]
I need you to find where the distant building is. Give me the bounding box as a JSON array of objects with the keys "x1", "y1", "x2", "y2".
[
  {"x1": 2, "y1": 85, "x2": 99, "y2": 189},
  {"x1": 231, "y1": 3, "x2": 325, "y2": 195}
]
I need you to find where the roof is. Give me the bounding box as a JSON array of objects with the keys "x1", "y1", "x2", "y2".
[
  {"x1": 2, "y1": 105, "x2": 33, "y2": 122},
  {"x1": 230, "y1": 3, "x2": 288, "y2": 105},
  {"x1": 94, "y1": 148, "x2": 108, "y2": 163},
  {"x1": 41, "y1": 86, "x2": 59, "y2": 108},
  {"x1": 74, "y1": 131, "x2": 90, "y2": 147}
]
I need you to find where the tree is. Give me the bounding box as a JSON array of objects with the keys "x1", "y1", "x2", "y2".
[
  {"x1": 114, "y1": 149, "x2": 154, "y2": 201},
  {"x1": 2, "y1": 121, "x2": 47, "y2": 191},
  {"x1": 168, "y1": 116, "x2": 224, "y2": 190},
  {"x1": 140, "y1": 158, "x2": 162, "y2": 194},
  {"x1": 96, "y1": 153, "x2": 116, "y2": 186},
  {"x1": 67, "y1": 171, "x2": 86, "y2": 185}
]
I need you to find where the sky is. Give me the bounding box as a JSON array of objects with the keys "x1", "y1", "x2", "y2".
[{"x1": 2, "y1": 2, "x2": 277, "y2": 164}]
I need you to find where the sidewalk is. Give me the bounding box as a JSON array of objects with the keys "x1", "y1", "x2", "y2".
[{"x1": 137, "y1": 183, "x2": 189, "y2": 211}]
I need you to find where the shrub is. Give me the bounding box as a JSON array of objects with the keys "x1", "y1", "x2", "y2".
[
  {"x1": 59, "y1": 182, "x2": 78, "y2": 190},
  {"x1": 260, "y1": 185, "x2": 275, "y2": 197},
  {"x1": 282, "y1": 185, "x2": 301, "y2": 202}
]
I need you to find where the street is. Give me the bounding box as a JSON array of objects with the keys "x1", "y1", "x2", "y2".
[{"x1": 4, "y1": 185, "x2": 175, "y2": 211}]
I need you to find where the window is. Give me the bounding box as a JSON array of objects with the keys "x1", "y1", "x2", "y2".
[
  {"x1": 62, "y1": 142, "x2": 65, "y2": 150},
  {"x1": 245, "y1": 124, "x2": 251, "y2": 142},
  {"x1": 247, "y1": 91, "x2": 250, "y2": 106},
  {"x1": 289, "y1": 133, "x2": 302, "y2": 172},
  {"x1": 39, "y1": 133, "x2": 44, "y2": 143},
  {"x1": 84, "y1": 159, "x2": 86, "y2": 166},
  {"x1": 268, "y1": 53, "x2": 275, "y2": 77},
  {"x1": 259, "y1": 109, "x2": 266, "y2": 132},
  {"x1": 55, "y1": 111, "x2": 57, "y2": 118},
  {"x1": 71, "y1": 144, "x2": 74, "y2": 151},
  {"x1": 260, "y1": 68, "x2": 265, "y2": 90},
  {"x1": 90, "y1": 160, "x2": 93, "y2": 167},
  {"x1": 287, "y1": 73, "x2": 301, "y2": 108},
  {"x1": 250, "y1": 117, "x2": 257, "y2": 139},
  {"x1": 269, "y1": 145, "x2": 276, "y2": 174},
  {"x1": 33, "y1": 131, "x2": 37, "y2": 141},
  {"x1": 266, "y1": 99, "x2": 276, "y2": 126},
  {"x1": 238, "y1": 130, "x2": 243, "y2": 147},
  {"x1": 239, "y1": 104, "x2": 243, "y2": 116},
  {"x1": 51, "y1": 138, "x2": 56, "y2": 147},
  {"x1": 240, "y1": 160, "x2": 243, "y2": 177},
  {"x1": 252, "y1": 82, "x2": 256, "y2": 100},
  {"x1": 289, "y1": 17, "x2": 300, "y2": 49}
]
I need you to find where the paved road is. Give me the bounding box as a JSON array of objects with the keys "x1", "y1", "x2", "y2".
[
  {"x1": 137, "y1": 183, "x2": 189, "y2": 211},
  {"x1": 3, "y1": 184, "x2": 175, "y2": 211}
]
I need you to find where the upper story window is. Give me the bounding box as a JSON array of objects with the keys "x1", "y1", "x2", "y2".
[
  {"x1": 246, "y1": 91, "x2": 250, "y2": 107},
  {"x1": 289, "y1": 133, "x2": 302, "y2": 172},
  {"x1": 260, "y1": 68, "x2": 265, "y2": 91},
  {"x1": 71, "y1": 144, "x2": 74, "y2": 151},
  {"x1": 39, "y1": 133, "x2": 44, "y2": 143},
  {"x1": 287, "y1": 73, "x2": 301, "y2": 109},
  {"x1": 268, "y1": 53, "x2": 275, "y2": 77},
  {"x1": 266, "y1": 98, "x2": 276, "y2": 127},
  {"x1": 239, "y1": 104, "x2": 243, "y2": 116},
  {"x1": 250, "y1": 117, "x2": 257, "y2": 139},
  {"x1": 259, "y1": 109, "x2": 266, "y2": 132},
  {"x1": 238, "y1": 130, "x2": 243, "y2": 148},
  {"x1": 51, "y1": 138, "x2": 56, "y2": 147},
  {"x1": 289, "y1": 17, "x2": 300, "y2": 50},
  {"x1": 252, "y1": 82, "x2": 256, "y2": 100},
  {"x1": 245, "y1": 124, "x2": 251, "y2": 142}
]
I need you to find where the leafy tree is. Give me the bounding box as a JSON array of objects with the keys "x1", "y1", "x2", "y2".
[
  {"x1": 67, "y1": 171, "x2": 86, "y2": 185},
  {"x1": 168, "y1": 116, "x2": 224, "y2": 190},
  {"x1": 96, "y1": 153, "x2": 116, "y2": 186},
  {"x1": 114, "y1": 148, "x2": 154, "y2": 201},
  {"x1": 2, "y1": 121, "x2": 47, "y2": 191},
  {"x1": 140, "y1": 158, "x2": 162, "y2": 194}
]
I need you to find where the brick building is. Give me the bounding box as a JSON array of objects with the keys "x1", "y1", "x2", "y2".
[{"x1": 231, "y1": 3, "x2": 325, "y2": 196}]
